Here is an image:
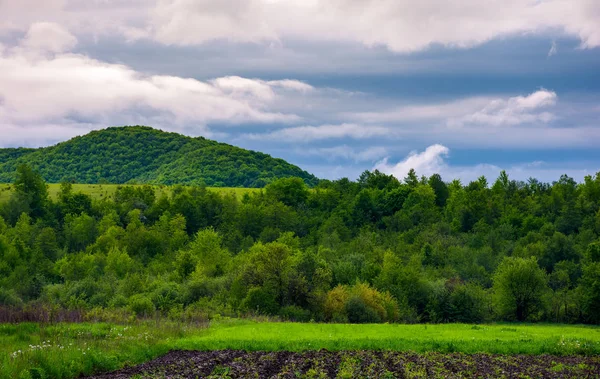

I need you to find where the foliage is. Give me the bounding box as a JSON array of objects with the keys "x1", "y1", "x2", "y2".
[
  {"x1": 323, "y1": 283, "x2": 399, "y2": 324},
  {"x1": 580, "y1": 262, "x2": 600, "y2": 323},
  {"x1": 0, "y1": 126, "x2": 319, "y2": 187},
  {"x1": 0, "y1": 163, "x2": 599, "y2": 325},
  {"x1": 493, "y1": 257, "x2": 549, "y2": 321}
]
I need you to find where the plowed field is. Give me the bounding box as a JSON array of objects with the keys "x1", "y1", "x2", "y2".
[{"x1": 88, "y1": 350, "x2": 600, "y2": 378}]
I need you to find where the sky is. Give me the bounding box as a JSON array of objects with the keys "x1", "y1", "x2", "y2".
[{"x1": 0, "y1": 0, "x2": 599, "y2": 183}]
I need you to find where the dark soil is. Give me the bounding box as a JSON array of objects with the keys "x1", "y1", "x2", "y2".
[{"x1": 87, "y1": 350, "x2": 600, "y2": 378}]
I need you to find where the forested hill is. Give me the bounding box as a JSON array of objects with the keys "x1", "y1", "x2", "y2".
[{"x1": 0, "y1": 126, "x2": 319, "y2": 187}]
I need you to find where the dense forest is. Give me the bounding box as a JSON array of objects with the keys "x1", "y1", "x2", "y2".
[
  {"x1": 0, "y1": 126, "x2": 319, "y2": 187},
  {"x1": 1, "y1": 164, "x2": 600, "y2": 325}
]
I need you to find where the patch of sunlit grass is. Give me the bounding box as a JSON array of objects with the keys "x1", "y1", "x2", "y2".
[{"x1": 2, "y1": 320, "x2": 600, "y2": 379}]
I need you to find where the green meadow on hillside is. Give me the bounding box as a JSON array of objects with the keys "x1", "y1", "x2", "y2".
[
  {"x1": 2, "y1": 321, "x2": 600, "y2": 378},
  {"x1": 0, "y1": 183, "x2": 259, "y2": 203}
]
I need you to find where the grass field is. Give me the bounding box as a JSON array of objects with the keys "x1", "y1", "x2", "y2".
[
  {"x1": 2, "y1": 320, "x2": 600, "y2": 378},
  {"x1": 0, "y1": 183, "x2": 260, "y2": 203},
  {"x1": 176, "y1": 320, "x2": 600, "y2": 355}
]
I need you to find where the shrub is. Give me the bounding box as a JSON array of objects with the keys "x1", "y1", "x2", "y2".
[
  {"x1": 185, "y1": 297, "x2": 232, "y2": 321},
  {"x1": 0, "y1": 288, "x2": 23, "y2": 307},
  {"x1": 350, "y1": 282, "x2": 388, "y2": 322},
  {"x1": 108, "y1": 294, "x2": 128, "y2": 309},
  {"x1": 324, "y1": 285, "x2": 350, "y2": 321},
  {"x1": 183, "y1": 276, "x2": 228, "y2": 305},
  {"x1": 324, "y1": 283, "x2": 400, "y2": 323},
  {"x1": 378, "y1": 290, "x2": 401, "y2": 322},
  {"x1": 128, "y1": 295, "x2": 155, "y2": 317},
  {"x1": 151, "y1": 282, "x2": 180, "y2": 313},
  {"x1": 345, "y1": 295, "x2": 381, "y2": 323},
  {"x1": 450, "y1": 283, "x2": 488, "y2": 323},
  {"x1": 241, "y1": 287, "x2": 279, "y2": 315}
]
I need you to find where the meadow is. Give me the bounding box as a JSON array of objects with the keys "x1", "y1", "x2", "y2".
[
  {"x1": 3, "y1": 320, "x2": 600, "y2": 379},
  {"x1": 0, "y1": 183, "x2": 259, "y2": 203}
]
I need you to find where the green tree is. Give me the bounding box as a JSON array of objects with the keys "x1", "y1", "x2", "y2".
[
  {"x1": 64, "y1": 213, "x2": 98, "y2": 253},
  {"x1": 13, "y1": 164, "x2": 48, "y2": 219},
  {"x1": 240, "y1": 242, "x2": 294, "y2": 307},
  {"x1": 428, "y1": 174, "x2": 449, "y2": 207},
  {"x1": 266, "y1": 177, "x2": 309, "y2": 208},
  {"x1": 493, "y1": 257, "x2": 549, "y2": 321},
  {"x1": 106, "y1": 247, "x2": 135, "y2": 279},
  {"x1": 404, "y1": 168, "x2": 419, "y2": 188},
  {"x1": 579, "y1": 262, "x2": 600, "y2": 323},
  {"x1": 188, "y1": 227, "x2": 230, "y2": 277}
]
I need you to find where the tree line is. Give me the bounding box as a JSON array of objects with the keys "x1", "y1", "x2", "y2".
[{"x1": 1, "y1": 164, "x2": 599, "y2": 324}]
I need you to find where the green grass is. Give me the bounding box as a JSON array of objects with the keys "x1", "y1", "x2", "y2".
[
  {"x1": 177, "y1": 320, "x2": 600, "y2": 355},
  {"x1": 0, "y1": 183, "x2": 259, "y2": 203},
  {"x1": 2, "y1": 320, "x2": 600, "y2": 378},
  {"x1": 0, "y1": 322, "x2": 187, "y2": 379}
]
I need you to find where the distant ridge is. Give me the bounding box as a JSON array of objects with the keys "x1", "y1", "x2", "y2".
[{"x1": 0, "y1": 126, "x2": 319, "y2": 187}]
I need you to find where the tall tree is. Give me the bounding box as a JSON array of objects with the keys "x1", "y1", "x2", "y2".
[
  {"x1": 13, "y1": 164, "x2": 48, "y2": 219},
  {"x1": 493, "y1": 257, "x2": 549, "y2": 321},
  {"x1": 428, "y1": 174, "x2": 449, "y2": 207}
]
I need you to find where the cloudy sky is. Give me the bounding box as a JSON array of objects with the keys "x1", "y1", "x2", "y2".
[{"x1": 1, "y1": 0, "x2": 599, "y2": 183}]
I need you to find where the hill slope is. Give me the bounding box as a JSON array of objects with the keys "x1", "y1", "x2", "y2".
[{"x1": 0, "y1": 126, "x2": 319, "y2": 187}]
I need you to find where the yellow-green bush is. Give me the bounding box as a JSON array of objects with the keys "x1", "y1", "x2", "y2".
[
  {"x1": 324, "y1": 285, "x2": 350, "y2": 322},
  {"x1": 324, "y1": 283, "x2": 399, "y2": 323}
]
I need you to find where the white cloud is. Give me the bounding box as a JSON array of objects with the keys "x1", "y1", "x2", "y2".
[
  {"x1": 374, "y1": 144, "x2": 450, "y2": 179},
  {"x1": 548, "y1": 41, "x2": 558, "y2": 57},
  {"x1": 0, "y1": 25, "x2": 318, "y2": 146},
  {"x1": 344, "y1": 89, "x2": 590, "y2": 149},
  {"x1": 234, "y1": 89, "x2": 599, "y2": 150},
  {"x1": 0, "y1": 52, "x2": 299, "y2": 125},
  {"x1": 0, "y1": 0, "x2": 66, "y2": 34},
  {"x1": 296, "y1": 145, "x2": 388, "y2": 163},
  {"x1": 353, "y1": 90, "x2": 558, "y2": 127},
  {"x1": 211, "y1": 76, "x2": 278, "y2": 101},
  {"x1": 245, "y1": 123, "x2": 391, "y2": 142},
  {"x1": 210, "y1": 76, "x2": 313, "y2": 102},
  {"x1": 375, "y1": 144, "x2": 598, "y2": 183},
  {"x1": 1, "y1": 0, "x2": 599, "y2": 53},
  {"x1": 20, "y1": 22, "x2": 78, "y2": 53},
  {"x1": 267, "y1": 79, "x2": 314, "y2": 92},
  {"x1": 0, "y1": 0, "x2": 148, "y2": 40},
  {"x1": 450, "y1": 90, "x2": 557, "y2": 127},
  {"x1": 145, "y1": 0, "x2": 600, "y2": 52}
]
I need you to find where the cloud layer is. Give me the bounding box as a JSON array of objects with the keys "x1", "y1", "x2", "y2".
[
  {"x1": 129, "y1": 0, "x2": 600, "y2": 52},
  {"x1": 448, "y1": 90, "x2": 557, "y2": 127},
  {"x1": 2, "y1": 0, "x2": 600, "y2": 53},
  {"x1": 246, "y1": 124, "x2": 390, "y2": 142},
  {"x1": 0, "y1": 24, "x2": 314, "y2": 145},
  {"x1": 0, "y1": 1, "x2": 598, "y2": 182}
]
